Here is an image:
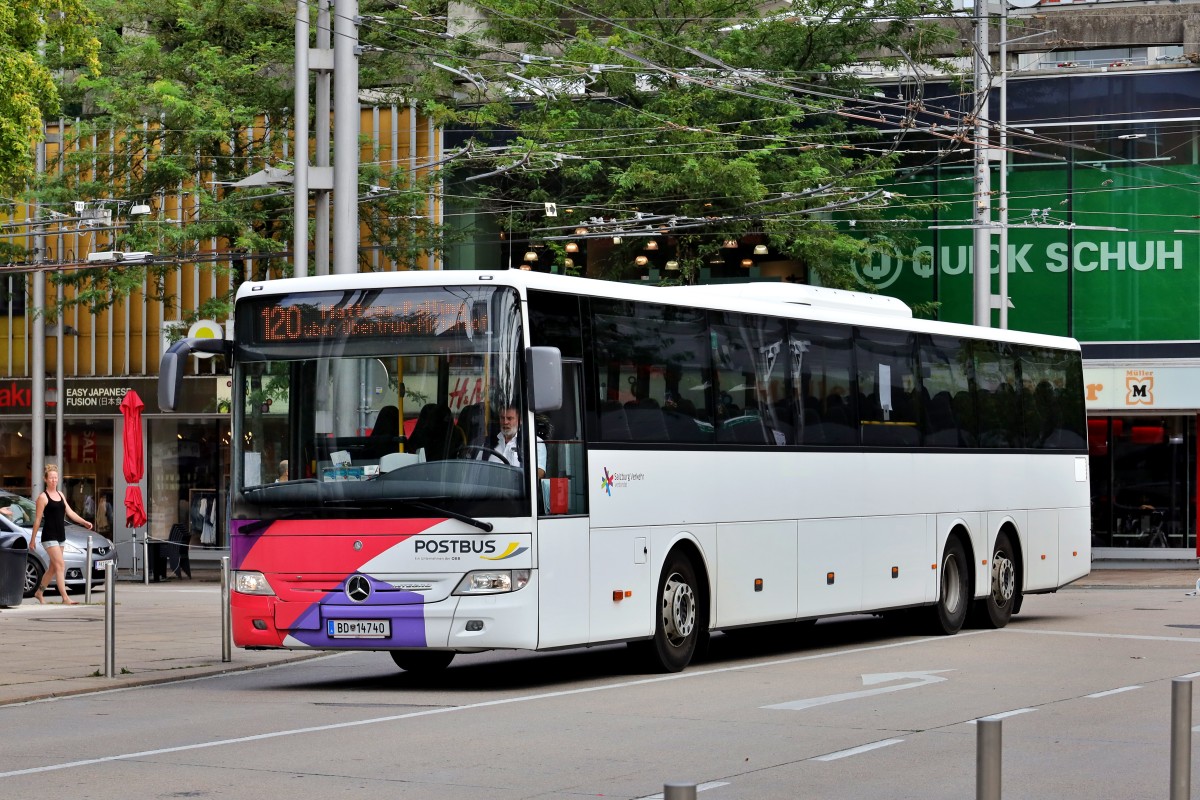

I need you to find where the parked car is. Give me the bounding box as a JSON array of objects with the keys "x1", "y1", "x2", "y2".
[{"x1": 0, "y1": 490, "x2": 115, "y2": 597}]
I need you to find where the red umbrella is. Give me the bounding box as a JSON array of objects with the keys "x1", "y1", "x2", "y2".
[{"x1": 120, "y1": 390, "x2": 147, "y2": 528}]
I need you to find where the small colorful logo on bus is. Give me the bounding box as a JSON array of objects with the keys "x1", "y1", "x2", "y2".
[
  {"x1": 480, "y1": 542, "x2": 528, "y2": 560},
  {"x1": 601, "y1": 468, "x2": 615, "y2": 496}
]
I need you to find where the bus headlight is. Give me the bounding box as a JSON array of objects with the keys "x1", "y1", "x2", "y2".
[
  {"x1": 234, "y1": 571, "x2": 276, "y2": 596},
  {"x1": 453, "y1": 569, "x2": 530, "y2": 595}
]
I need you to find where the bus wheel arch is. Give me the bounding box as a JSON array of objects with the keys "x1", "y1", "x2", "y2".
[
  {"x1": 974, "y1": 524, "x2": 1022, "y2": 628},
  {"x1": 645, "y1": 542, "x2": 710, "y2": 672}
]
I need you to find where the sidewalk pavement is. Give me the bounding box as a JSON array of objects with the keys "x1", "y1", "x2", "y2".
[
  {"x1": 1, "y1": 567, "x2": 1198, "y2": 706},
  {"x1": 0, "y1": 576, "x2": 318, "y2": 706}
]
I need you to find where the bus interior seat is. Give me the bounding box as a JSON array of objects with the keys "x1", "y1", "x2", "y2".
[
  {"x1": 600, "y1": 403, "x2": 631, "y2": 440},
  {"x1": 372, "y1": 405, "x2": 400, "y2": 438},
  {"x1": 407, "y1": 403, "x2": 461, "y2": 460},
  {"x1": 625, "y1": 405, "x2": 668, "y2": 440},
  {"x1": 717, "y1": 417, "x2": 773, "y2": 444},
  {"x1": 457, "y1": 403, "x2": 485, "y2": 446}
]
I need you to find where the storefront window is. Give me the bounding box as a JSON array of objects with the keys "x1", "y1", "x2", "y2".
[
  {"x1": 149, "y1": 417, "x2": 230, "y2": 554},
  {"x1": 1089, "y1": 415, "x2": 1195, "y2": 549}
]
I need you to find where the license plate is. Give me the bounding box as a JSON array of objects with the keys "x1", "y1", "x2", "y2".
[{"x1": 327, "y1": 619, "x2": 391, "y2": 638}]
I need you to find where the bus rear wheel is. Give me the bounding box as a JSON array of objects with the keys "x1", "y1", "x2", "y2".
[
  {"x1": 646, "y1": 554, "x2": 704, "y2": 673},
  {"x1": 390, "y1": 650, "x2": 455, "y2": 674},
  {"x1": 928, "y1": 536, "x2": 969, "y2": 635},
  {"x1": 976, "y1": 531, "x2": 1019, "y2": 629}
]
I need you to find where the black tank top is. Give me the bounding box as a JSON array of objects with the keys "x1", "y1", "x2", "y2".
[{"x1": 41, "y1": 491, "x2": 66, "y2": 542}]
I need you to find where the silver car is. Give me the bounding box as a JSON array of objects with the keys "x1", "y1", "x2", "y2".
[{"x1": 0, "y1": 491, "x2": 115, "y2": 598}]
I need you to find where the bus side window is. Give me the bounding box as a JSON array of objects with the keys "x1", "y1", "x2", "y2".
[
  {"x1": 590, "y1": 298, "x2": 712, "y2": 444},
  {"x1": 791, "y1": 321, "x2": 856, "y2": 446}
]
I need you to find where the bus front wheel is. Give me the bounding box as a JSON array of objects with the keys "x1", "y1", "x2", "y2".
[
  {"x1": 928, "y1": 537, "x2": 969, "y2": 635},
  {"x1": 646, "y1": 554, "x2": 704, "y2": 672},
  {"x1": 390, "y1": 650, "x2": 455, "y2": 674},
  {"x1": 976, "y1": 531, "x2": 1019, "y2": 629}
]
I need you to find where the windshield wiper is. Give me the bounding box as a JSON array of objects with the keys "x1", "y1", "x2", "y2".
[{"x1": 402, "y1": 500, "x2": 494, "y2": 532}]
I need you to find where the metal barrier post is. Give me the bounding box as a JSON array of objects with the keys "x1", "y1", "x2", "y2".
[
  {"x1": 976, "y1": 717, "x2": 1002, "y2": 800},
  {"x1": 1171, "y1": 677, "x2": 1192, "y2": 800},
  {"x1": 103, "y1": 561, "x2": 116, "y2": 678},
  {"x1": 141, "y1": 533, "x2": 150, "y2": 585},
  {"x1": 663, "y1": 783, "x2": 697, "y2": 800},
  {"x1": 84, "y1": 535, "x2": 93, "y2": 604},
  {"x1": 221, "y1": 555, "x2": 232, "y2": 662}
]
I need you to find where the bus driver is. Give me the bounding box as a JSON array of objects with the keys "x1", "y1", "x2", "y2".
[{"x1": 485, "y1": 405, "x2": 546, "y2": 479}]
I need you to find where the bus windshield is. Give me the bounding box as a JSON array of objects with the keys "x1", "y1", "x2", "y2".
[{"x1": 231, "y1": 284, "x2": 529, "y2": 518}]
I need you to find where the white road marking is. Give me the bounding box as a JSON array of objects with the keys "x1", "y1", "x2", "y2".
[
  {"x1": 814, "y1": 739, "x2": 904, "y2": 762},
  {"x1": 1087, "y1": 686, "x2": 1141, "y2": 698},
  {"x1": 0, "y1": 631, "x2": 988, "y2": 778},
  {"x1": 1179, "y1": 671, "x2": 1200, "y2": 679},
  {"x1": 967, "y1": 708, "x2": 1036, "y2": 723},
  {"x1": 764, "y1": 670, "x2": 952, "y2": 711},
  {"x1": 635, "y1": 781, "x2": 730, "y2": 799},
  {"x1": 1008, "y1": 629, "x2": 1200, "y2": 644}
]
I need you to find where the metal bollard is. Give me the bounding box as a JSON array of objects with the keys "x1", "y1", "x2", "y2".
[
  {"x1": 663, "y1": 783, "x2": 697, "y2": 800},
  {"x1": 84, "y1": 535, "x2": 93, "y2": 604},
  {"x1": 1171, "y1": 678, "x2": 1192, "y2": 800},
  {"x1": 976, "y1": 717, "x2": 1002, "y2": 800},
  {"x1": 221, "y1": 556, "x2": 232, "y2": 662},
  {"x1": 103, "y1": 561, "x2": 116, "y2": 678},
  {"x1": 141, "y1": 534, "x2": 150, "y2": 585}
]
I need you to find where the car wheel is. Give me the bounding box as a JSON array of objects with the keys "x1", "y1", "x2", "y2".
[{"x1": 24, "y1": 556, "x2": 43, "y2": 598}]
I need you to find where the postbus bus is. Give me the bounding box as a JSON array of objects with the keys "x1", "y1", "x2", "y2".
[{"x1": 160, "y1": 270, "x2": 1091, "y2": 673}]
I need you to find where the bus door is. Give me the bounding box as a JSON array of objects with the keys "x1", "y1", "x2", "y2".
[{"x1": 536, "y1": 360, "x2": 592, "y2": 649}]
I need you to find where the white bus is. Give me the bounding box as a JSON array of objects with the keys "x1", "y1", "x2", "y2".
[{"x1": 161, "y1": 270, "x2": 1091, "y2": 673}]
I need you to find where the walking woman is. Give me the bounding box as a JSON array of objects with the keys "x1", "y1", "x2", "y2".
[{"x1": 30, "y1": 464, "x2": 94, "y2": 604}]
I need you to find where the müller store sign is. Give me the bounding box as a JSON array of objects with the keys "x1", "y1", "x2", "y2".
[
  {"x1": 1084, "y1": 366, "x2": 1200, "y2": 412},
  {"x1": 0, "y1": 377, "x2": 218, "y2": 416}
]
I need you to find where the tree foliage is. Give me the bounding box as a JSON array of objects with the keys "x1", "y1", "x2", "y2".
[
  {"x1": 37, "y1": 0, "x2": 449, "y2": 318},
  {"x1": 399, "y1": 0, "x2": 958, "y2": 286},
  {"x1": 0, "y1": 0, "x2": 99, "y2": 191}
]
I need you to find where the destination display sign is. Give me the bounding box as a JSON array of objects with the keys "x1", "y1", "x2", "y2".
[{"x1": 242, "y1": 289, "x2": 498, "y2": 346}]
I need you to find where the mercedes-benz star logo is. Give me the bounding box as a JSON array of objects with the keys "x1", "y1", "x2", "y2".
[{"x1": 345, "y1": 575, "x2": 371, "y2": 603}]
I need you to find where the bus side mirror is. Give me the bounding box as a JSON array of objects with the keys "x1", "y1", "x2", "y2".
[
  {"x1": 159, "y1": 337, "x2": 232, "y2": 411},
  {"x1": 527, "y1": 346, "x2": 562, "y2": 413}
]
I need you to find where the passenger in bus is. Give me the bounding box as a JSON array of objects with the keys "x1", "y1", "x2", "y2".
[
  {"x1": 480, "y1": 404, "x2": 546, "y2": 479},
  {"x1": 276, "y1": 460, "x2": 288, "y2": 482}
]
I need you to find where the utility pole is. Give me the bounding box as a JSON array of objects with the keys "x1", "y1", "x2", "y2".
[
  {"x1": 332, "y1": 0, "x2": 360, "y2": 275},
  {"x1": 31, "y1": 141, "x2": 45, "y2": 497},
  {"x1": 294, "y1": 0, "x2": 337, "y2": 277},
  {"x1": 971, "y1": 0, "x2": 992, "y2": 328},
  {"x1": 293, "y1": 1, "x2": 309, "y2": 278},
  {"x1": 315, "y1": 0, "x2": 332, "y2": 276}
]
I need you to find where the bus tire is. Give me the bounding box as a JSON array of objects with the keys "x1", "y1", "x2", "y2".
[
  {"x1": 390, "y1": 650, "x2": 455, "y2": 674},
  {"x1": 976, "y1": 531, "x2": 1019, "y2": 629},
  {"x1": 647, "y1": 554, "x2": 704, "y2": 672},
  {"x1": 928, "y1": 536, "x2": 969, "y2": 635}
]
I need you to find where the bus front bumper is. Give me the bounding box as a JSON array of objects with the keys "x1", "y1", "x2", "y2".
[{"x1": 231, "y1": 573, "x2": 540, "y2": 652}]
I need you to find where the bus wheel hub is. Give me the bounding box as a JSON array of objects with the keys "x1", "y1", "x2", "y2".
[
  {"x1": 662, "y1": 573, "x2": 696, "y2": 645},
  {"x1": 992, "y1": 555, "x2": 1015, "y2": 605}
]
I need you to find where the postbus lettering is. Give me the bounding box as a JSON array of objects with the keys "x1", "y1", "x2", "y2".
[{"x1": 413, "y1": 540, "x2": 498, "y2": 555}]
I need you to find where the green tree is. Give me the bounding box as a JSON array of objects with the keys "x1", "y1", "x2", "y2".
[
  {"x1": 37, "y1": 0, "x2": 449, "y2": 320},
  {"x1": 413, "y1": 0, "x2": 956, "y2": 286},
  {"x1": 0, "y1": 0, "x2": 99, "y2": 191}
]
